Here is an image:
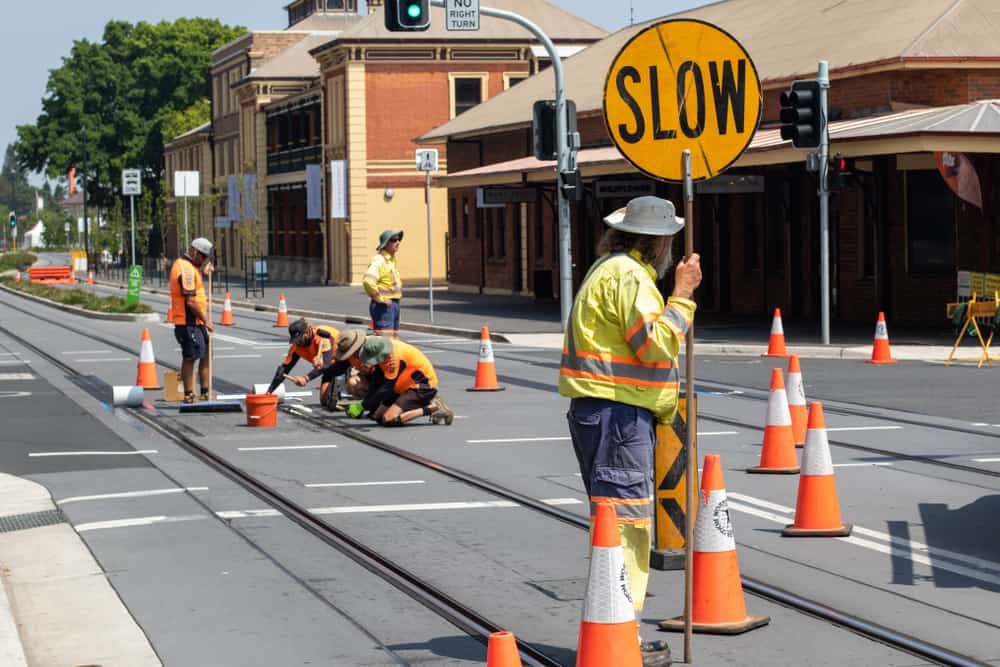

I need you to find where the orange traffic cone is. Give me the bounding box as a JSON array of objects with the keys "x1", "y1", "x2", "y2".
[
  {"x1": 135, "y1": 328, "x2": 162, "y2": 390},
  {"x1": 274, "y1": 293, "x2": 289, "y2": 327},
  {"x1": 486, "y1": 631, "x2": 522, "y2": 667},
  {"x1": 576, "y1": 502, "x2": 642, "y2": 667},
  {"x1": 867, "y1": 312, "x2": 897, "y2": 365},
  {"x1": 747, "y1": 368, "x2": 799, "y2": 474},
  {"x1": 783, "y1": 403, "x2": 852, "y2": 537},
  {"x1": 221, "y1": 292, "x2": 234, "y2": 326},
  {"x1": 86, "y1": 270, "x2": 94, "y2": 285},
  {"x1": 660, "y1": 454, "x2": 770, "y2": 634},
  {"x1": 761, "y1": 308, "x2": 789, "y2": 357},
  {"x1": 787, "y1": 355, "x2": 807, "y2": 447},
  {"x1": 467, "y1": 326, "x2": 505, "y2": 392}
]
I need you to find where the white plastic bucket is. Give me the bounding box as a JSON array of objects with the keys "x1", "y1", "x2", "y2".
[{"x1": 112, "y1": 386, "x2": 144, "y2": 407}]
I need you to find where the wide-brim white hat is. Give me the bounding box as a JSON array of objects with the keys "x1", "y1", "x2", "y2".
[{"x1": 603, "y1": 196, "x2": 685, "y2": 236}]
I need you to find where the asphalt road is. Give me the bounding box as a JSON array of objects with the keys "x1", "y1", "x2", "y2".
[{"x1": 1, "y1": 285, "x2": 999, "y2": 665}]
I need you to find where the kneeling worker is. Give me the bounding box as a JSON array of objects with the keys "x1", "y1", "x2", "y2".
[
  {"x1": 337, "y1": 334, "x2": 453, "y2": 425},
  {"x1": 267, "y1": 318, "x2": 342, "y2": 409}
]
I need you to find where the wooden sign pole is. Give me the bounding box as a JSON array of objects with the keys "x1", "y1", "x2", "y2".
[{"x1": 682, "y1": 149, "x2": 696, "y2": 663}]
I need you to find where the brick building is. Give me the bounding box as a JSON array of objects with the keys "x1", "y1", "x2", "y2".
[
  {"x1": 163, "y1": 0, "x2": 605, "y2": 285},
  {"x1": 421, "y1": 0, "x2": 1000, "y2": 324}
]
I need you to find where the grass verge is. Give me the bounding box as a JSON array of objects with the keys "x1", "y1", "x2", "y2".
[
  {"x1": 0, "y1": 277, "x2": 154, "y2": 314},
  {"x1": 0, "y1": 252, "x2": 37, "y2": 272}
]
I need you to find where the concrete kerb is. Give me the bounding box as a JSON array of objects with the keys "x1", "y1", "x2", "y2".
[
  {"x1": 89, "y1": 278, "x2": 511, "y2": 343},
  {"x1": 0, "y1": 282, "x2": 160, "y2": 323}
]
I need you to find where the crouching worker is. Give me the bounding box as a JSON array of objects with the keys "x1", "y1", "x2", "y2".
[
  {"x1": 267, "y1": 318, "x2": 342, "y2": 410},
  {"x1": 338, "y1": 335, "x2": 454, "y2": 425}
]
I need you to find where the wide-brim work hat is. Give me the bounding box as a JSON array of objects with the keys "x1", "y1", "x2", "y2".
[
  {"x1": 358, "y1": 336, "x2": 393, "y2": 366},
  {"x1": 335, "y1": 329, "x2": 367, "y2": 361},
  {"x1": 377, "y1": 229, "x2": 404, "y2": 251},
  {"x1": 603, "y1": 196, "x2": 685, "y2": 236}
]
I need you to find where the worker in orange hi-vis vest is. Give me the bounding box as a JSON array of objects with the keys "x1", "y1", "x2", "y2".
[{"x1": 169, "y1": 238, "x2": 214, "y2": 404}]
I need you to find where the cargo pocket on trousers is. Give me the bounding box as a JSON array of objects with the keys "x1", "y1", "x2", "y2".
[{"x1": 591, "y1": 466, "x2": 649, "y2": 505}]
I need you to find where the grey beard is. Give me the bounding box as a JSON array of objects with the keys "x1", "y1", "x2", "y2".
[{"x1": 655, "y1": 252, "x2": 674, "y2": 279}]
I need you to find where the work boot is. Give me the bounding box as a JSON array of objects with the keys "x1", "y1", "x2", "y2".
[
  {"x1": 431, "y1": 396, "x2": 454, "y2": 425},
  {"x1": 183, "y1": 392, "x2": 196, "y2": 405},
  {"x1": 640, "y1": 639, "x2": 672, "y2": 667},
  {"x1": 199, "y1": 390, "x2": 210, "y2": 403}
]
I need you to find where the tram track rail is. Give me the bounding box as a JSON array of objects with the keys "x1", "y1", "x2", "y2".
[{"x1": 0, "y1": 293, "x2": 992, "y2": 666}]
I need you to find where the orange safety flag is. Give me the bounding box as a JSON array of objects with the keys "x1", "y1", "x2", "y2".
[{"x1": 69, "y1": 168, "x2": 76, "y2": 195}]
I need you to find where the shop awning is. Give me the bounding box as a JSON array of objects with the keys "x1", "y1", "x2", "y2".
[{"x1": 438, "y1": 100, "x2": 1000, "y2": 188}]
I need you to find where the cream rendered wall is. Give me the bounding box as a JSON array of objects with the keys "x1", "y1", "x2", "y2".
[{"x1": 364, "y1": 187, "x2": 448, "y2": 282}]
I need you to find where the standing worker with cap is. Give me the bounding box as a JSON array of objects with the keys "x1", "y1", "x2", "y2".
[
  {"x1": 170, "y1": 237, "x2": 215, "y2": 404},
  {"x1": 338, "y1": 334, "x2": 454, "y2": 425},
  {"x1": 266, "y1": 318, "x2": 342, "y2": 410},
  {"x1": 364, "y1": 229, "x2": 403, "y2": 337},
  {"x1": 559, "y1": 196, "x2": 702, "y2": 667}
]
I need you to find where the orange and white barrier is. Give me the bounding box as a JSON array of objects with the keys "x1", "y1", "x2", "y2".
[
  {"x1": 867, "y1": 312, "x2": 896, "y2": 365},
  {"x1": 660, "y1": 454, "x2": 769, "y2": 634},
  {"x1": 576, "y1": 502, "x2": 642, "y2": 667},
  {"x1": 747, "y1": 368, "x2": 799, "y2": 474},
  {"x1": 135, "y1": 328, "x2": 161, "y2": 390},
  {"x1": 786, "y1": 355, "x2": 807, "y2": 447},
  {"x1": 783, "y1": 403, "x2": 852, "y2": 537},
  {"x1": 274, "y1": 293, "x2": 289, "y2": 328},
  {"x1": 762, "y1": 308, "x2": 789, "y2": 358},
  {"x1": 468, "y1": 326, "x2": 505, "y2": 392},
  {"x1": 221, "y1": 292, "x2": 234, "y2": 326},
  {"x1": 486, "y1": 631, "x2": 522, "y2": 667}
]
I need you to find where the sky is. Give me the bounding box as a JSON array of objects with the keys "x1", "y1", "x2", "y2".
[{"x1": 0, "y1": 0, "x2": 711, "y2": 180}]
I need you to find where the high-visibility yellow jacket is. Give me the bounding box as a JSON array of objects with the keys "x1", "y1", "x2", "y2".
[
  {"x1": 558, "y1": 249, "x2": 696, "y2": 424},
  {"x1": 363, "y1": 251, "x2": 402, "y2": 301}
]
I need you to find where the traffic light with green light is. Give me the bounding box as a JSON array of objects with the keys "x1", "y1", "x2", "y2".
[
  {"x1": 385, "y1": 0, "x2": 430, "y2": 31},
  {"x1": 7, "y1": 212, "x2": 14, "y2": 229}
]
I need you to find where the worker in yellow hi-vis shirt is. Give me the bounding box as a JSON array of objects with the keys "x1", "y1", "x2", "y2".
[
  {"x1": 559, "y1": 196, "x2": 701, "y2": 667},
  {"x1": 364, "y1": 229, "x2": 403, "y2": 337}
]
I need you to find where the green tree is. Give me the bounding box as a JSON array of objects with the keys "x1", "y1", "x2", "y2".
[
  {"x1": 162, "y1": 98, "x2": 211, "y2": 146},
  {"x1": 0, "y1": 144, "x2": 37, "y2": 217}
]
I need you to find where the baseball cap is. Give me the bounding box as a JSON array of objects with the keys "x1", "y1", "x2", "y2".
[{"x1": 288, "y1": 318, "x2": 310, "y2": 344}]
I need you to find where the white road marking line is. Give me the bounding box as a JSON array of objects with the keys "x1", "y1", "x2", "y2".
[
  {"x1": 972, "y1": 422, "x2": 989, "y2": 426},
  {"x1": 237, "y1": 444, "x2": 339, "y2": 452},
  {"x1": 832, "y1": 462, "x2": 894, "y2": 467},
  {"x1": 972, "y1": 458, "x2": 1000, "y2": 463},
  {"x1": 0, "y1": 360, "x2": 31, "y2": 365},
  {"x1": 61, "y1": 350, "x2": 111, "y2": 355},
  {"x1": 0, "y1": 373, "x2": 33, "y2": 380},
  {"x1": 730, "y1": 492, "x2": 1000, "y2": 577},
  {"x1": 825, "y1": 426, "x2": 904, "y2": 432},
  {"x1": 211, "y1": 332, "x2": 274, "y2": 346},
  {"x1": 29, "y1": 450, "x2": 158, "y2": 458},
  {"x1": 698, "y1": 431, "x2": 739, "y2": 436},
  {"x1": 0, "y1": 353, "x2": 19, "y2": 357},
  {"x1": 57, "y1": 487, "x2": 209, "y2": 505},
  {"x1": 216, "y1": 497, "x2": 583, "y2": 519},
  {"x1": 305, "y1": 480, "x2": 425, "y2": 488},
  {"x1": 74, "y1": 358, "x2": 132, "y2": 362},
  {"x1": 467, "y1": 436, "x2": 569, "y2": 444},
  {"x1": 213, "y1": 354, "x2": 262, "y2": 359},
  {"x1": 174, "y1": 347, "x2": 236, "y2": 352},
  {"x1": 75, "y1": 514, "x2": 208, "y2": 532}
]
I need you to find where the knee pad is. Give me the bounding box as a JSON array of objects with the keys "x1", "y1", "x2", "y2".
[{"x1": 382, "y1": 416, "x2": 405, "y2": 427}]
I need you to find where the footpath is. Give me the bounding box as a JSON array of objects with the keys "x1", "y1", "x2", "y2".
[{"x1": 90, "y1": 275, "x2": 966, "y2": 361}]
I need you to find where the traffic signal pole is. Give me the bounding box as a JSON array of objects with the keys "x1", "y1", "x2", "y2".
[
  {"x1": 429, "y1": 0, "x2": 575, "y2": 328},
  {"x1": 818, "y1": 61, "x2": 831, "y2": 345}
]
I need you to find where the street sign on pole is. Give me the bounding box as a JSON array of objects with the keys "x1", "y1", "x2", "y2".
[
  {"x1": 603, "y1": 19, "x2": 764, "y2": 662},
  {"x1": 126, "y1": 264, "x2": 143, "y2": 307},
  {"x1": 174, "y1": 171, "x2": 199, "y2": 249},
  {"x1": 603, "y1": 19, "x2": 762, "y2": 183},
  {"x1": 416, "y1": 149, "x2": 439, "y2": 323},
  {"x1": 445, "y1": 0, "x2": 479, "y2": 31},
  {"x1": 122, "y1": 169, "x2": 142, "y2": 196}
]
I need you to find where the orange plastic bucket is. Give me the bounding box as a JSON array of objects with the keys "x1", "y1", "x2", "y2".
[{"x1": 245, "y1": 393, "x2": 279, "y2": 428}]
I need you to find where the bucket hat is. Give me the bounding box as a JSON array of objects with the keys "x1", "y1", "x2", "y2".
[
  {"x1": 603, "y1": 196, "x2": 685, "y2": 236},
  {"x1": 191, "y1": 237, "x2": 214, "y2": 256},
  {"x1": 376, "y1": 229, "x2": 404, "y2": 251},
  {"x1": 335, "y1": 329, "x2": 367, "y2": 361},
  {"x1": 358, "y1": 336, "x2": 393, "y2": 366}
]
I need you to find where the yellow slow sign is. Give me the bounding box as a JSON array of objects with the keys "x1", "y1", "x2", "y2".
[{"x1": 603, "y1": 19, "x2": 762, "y2": 182}]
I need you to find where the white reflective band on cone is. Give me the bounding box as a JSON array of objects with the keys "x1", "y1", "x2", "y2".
[
  {"x1": 139, "y1": 341, "x2": 156, "y2": 363},
  {"x1": 875, "y1": 322, "x2": 888, "y2": 340},
  {"x1": 771, "y1": 315, "x2": 784, "y2": 335},
  {"x1": 479, "y1": 340, "x2": 495, "y2": 363},
  {"x1": 767, "y1": 389, "x2": 792, "y2": 426},
  {"x1": 801, "y1": 428, "x2": 835, "y2": 476},
  {"x1": 786, "y1": 373, "x2": 806, "y2": 406},
  {"x1": 695, "y1": 489, "x2": 736, "y2": 552},
  {"x1": 581, "y1": 545, "x2": 636, "y2": 624}
]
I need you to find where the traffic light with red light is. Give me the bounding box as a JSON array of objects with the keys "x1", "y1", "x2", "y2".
[
  {"x1": 830, "y1": 154, "x2": 854, "y2": 190},
  {"x1": 385, "y1": 0, "x2": 430, "y2": 31}
]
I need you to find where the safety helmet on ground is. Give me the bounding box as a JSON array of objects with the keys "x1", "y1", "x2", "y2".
[{"x1": 603, "y1": 196, "x2": 685, "y2": 236}]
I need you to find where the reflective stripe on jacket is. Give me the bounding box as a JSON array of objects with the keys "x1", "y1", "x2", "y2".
[
  {"x1": 558, "y1": 249, "x2": 695, "y2": 424},
  {"x1": 282, "y1": 324, "x2": 340, "y2": 368},
  {"x1": 169, "y1": 256, "x2": 207, "y2": 326},
  {"x1": 363, "y1": 251, "x2": 402, "y2": 301}
]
